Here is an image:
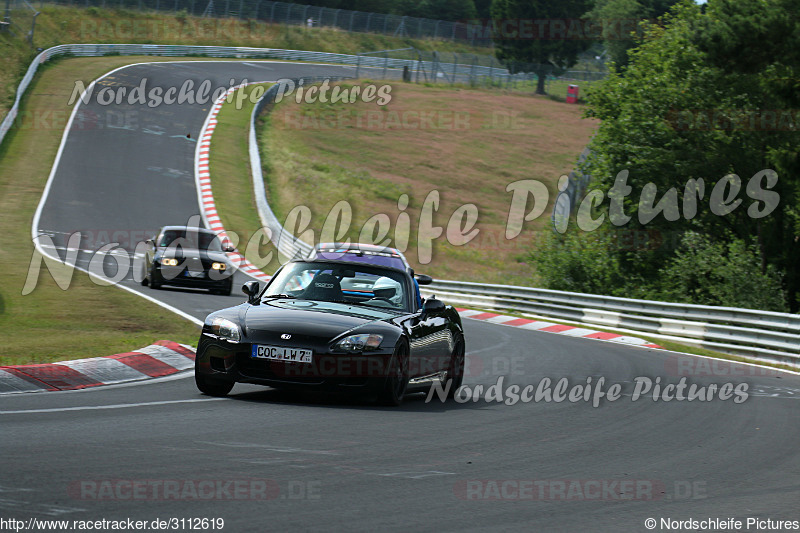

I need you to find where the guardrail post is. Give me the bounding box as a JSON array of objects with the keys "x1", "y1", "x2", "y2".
[
  {"x1": 382, "y1": 51, "x2": 388, "y2": 79},
  {"x1": 452, "y1": 52, "x2": 458, "y2": 84},
  {"x1": 356, "y1": 52, "x2": 361, "y2": 78}
]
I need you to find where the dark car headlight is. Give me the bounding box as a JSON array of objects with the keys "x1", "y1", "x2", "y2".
[
  {"x1": 209, "y1": 317, "x2": 241, "y2": 343},
  {"x1": 334, "y1": 334, "x2": 383, "y2": 353}
]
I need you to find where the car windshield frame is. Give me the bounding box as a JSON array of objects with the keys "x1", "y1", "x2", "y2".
[{"x1": 263, "y1": 261, "x2": 413, "y2": 312}]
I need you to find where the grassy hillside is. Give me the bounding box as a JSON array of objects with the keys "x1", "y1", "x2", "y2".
[{"x1": 0, "y1": 4, "x2": 492, "y2": 118}]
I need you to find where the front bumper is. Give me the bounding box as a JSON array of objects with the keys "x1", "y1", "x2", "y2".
[
  {"x1": 196, "y1": 336, "x2": 394, "y2": 392},
  {"x1": 153, "y1": 266, "x2": 232, "y2": 289}
]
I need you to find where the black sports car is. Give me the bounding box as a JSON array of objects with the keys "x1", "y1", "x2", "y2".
[
  {"x1": 195, "y1": 259, "x2": 465, "y2": 405},
  {"x1": 140, "y1": 226, "x2": 235, "y2": 295}
]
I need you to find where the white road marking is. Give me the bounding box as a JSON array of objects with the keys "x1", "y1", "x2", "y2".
[{"x1": 0, "y1": 398, "x2": 226, "y2": 414}]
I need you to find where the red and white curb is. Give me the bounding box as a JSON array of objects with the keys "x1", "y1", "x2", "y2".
[
  {"x1": 195, "y1": 84, "x2": 271, "y2": 283},
  {"x1": 457, "y1": 309, "x2": 663, "y2": 350},
  {"x1": 0, "y1": 341, "x2": 195, "y2": 394}
]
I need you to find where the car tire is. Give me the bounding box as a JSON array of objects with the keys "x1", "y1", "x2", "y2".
[
  {"x1": 377, "y1": 341, "x2": 409, "y2": 406},
  {"x1": 445, "y1": 334, "x2": 465, "y2": 399},
  {"x1": 195, "y1": 370, "x2": 234, "y2": 397},
  {"x1": 214, "y1": 279, "x2": 233, "y2": 296},
  {"x1": 140, "y1": 263, "x2": 149, "y2": 286},
  {"x1": 149, "y1": 267, "x2": 161, "y2": 290}
]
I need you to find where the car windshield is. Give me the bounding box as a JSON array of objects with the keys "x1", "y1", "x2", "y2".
[
  {"x1": 265, "y1": 261, "x2": 410, "y2": 312},
  {"x1": 158, "y1": 229, "x2": 223, "y2": 251}
]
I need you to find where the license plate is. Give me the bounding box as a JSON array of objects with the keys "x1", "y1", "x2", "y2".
[
  {"x1": 252, "y1": 344, "x2": 312, "y2": 363},
  {"x1": 184, "y1": 271, "x2": 205, "y2": 278}
]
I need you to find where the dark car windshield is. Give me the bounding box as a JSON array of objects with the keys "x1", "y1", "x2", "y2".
[
  {"x1": 159, "y1": 229, "x2": 223, "y2": 251},
  {"x1": 265, "y1": 261, "x2": 410, "y2": 312}
]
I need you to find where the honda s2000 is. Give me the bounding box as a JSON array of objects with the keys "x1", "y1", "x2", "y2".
[{"x1": 194, "y1": 259, "x2": 465, "y2": 405}]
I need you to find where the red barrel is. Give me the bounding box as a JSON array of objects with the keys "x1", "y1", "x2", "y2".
[{"x1": 566, "y1": 84, "x2": 579, "y2": 104}]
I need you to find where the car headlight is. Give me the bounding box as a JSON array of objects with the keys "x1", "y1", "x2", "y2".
[
  {"x1": 212, "y1": 262, "x2": 227, "y2": 271},
  {"x1": 334, "y1": 334, "x2": 383, "y2": 353},
  {"x1": 210, "y1": 317, "x2": 241, "y2": 343},
  {"x1": 161, "y1": 258, "x2": 179, "y2": 266}
]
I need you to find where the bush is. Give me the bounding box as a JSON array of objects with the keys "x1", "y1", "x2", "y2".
[{"x1": 657, "y1": 232, "x2": 787, "y2": 312}]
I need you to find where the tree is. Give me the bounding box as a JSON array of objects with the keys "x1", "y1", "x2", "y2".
[
  {"x1": 584, "y1": 0, "x2": 681, "y2": 70},
  {"x1": 575, "y1": 0, "x2": 799, "y2": 311},
  {"x1": 491, "y1": 0, "x2": 593, "y2": 94}
]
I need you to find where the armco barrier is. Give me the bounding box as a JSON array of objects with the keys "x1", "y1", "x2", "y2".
[{"x1": 422, "y1": 281, "x2": 800, "y2": 367}]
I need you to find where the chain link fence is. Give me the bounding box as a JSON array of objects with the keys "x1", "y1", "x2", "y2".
[
  {"x1": 352, "y1": 47, "x2": 606, "y2": 95},
  {"x1": 2, "y1": 0, "x2": 41, "y2": 44}
]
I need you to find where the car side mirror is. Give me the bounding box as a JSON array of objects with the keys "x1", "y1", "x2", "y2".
[
  {"x1": 146, "y1": 237, "x2": 155, "y2": 247},
  {"x1": 242, "y1": 281, "x2": 260, "y2": 304},
  {"x1": 415, "y1": 274, "x2": 433, "y2": 285},
  {"x1": 421, "y1": 297, "x2": 445, "y2": 318},
  {"x1": 223, "y1": 243, "x2": 235, "y2": 253}
]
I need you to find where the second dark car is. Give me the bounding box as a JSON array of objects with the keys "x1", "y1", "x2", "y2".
[{"x1": 140, "y1": 226, "x2": 236, "y2": 296}]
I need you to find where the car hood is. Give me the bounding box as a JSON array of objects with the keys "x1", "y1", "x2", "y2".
[{"x1": 241, "y1": 299, "x2": 401, "y2": 346}]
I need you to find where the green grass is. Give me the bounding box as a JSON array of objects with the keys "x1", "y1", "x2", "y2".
[
  {"x1": 0, "y1": 56, "x2": 207, "y2": 365},
  {"x1": 257, "y1": 80, "x2": 596, "y2": 285}
]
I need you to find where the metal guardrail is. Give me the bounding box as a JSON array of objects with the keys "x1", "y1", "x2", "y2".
[{"x1": 423, "y1": 279, "x2": 800, "y2": 367}]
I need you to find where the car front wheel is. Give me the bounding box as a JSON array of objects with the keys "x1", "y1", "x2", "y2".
[
  {"x1": 445, "y1": 335, "x2": 465, "y2": 399},
  {"x1": 377, "y1": 341, "x2": 409, "y2": 406},
  {"x1": 195, "y1": 370, "x2": 234, "y2": 397}
]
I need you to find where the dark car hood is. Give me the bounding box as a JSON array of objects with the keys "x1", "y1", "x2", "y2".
[{"x1": 242, "y1": 299, "x2": 400, "y2": 344}]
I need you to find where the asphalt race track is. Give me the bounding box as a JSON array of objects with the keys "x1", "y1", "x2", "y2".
[{"x1": 4, "y1": 61, "x2": 800, "y2": 532}]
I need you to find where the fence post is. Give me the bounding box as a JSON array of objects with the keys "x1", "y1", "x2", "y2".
[
  {"x1": 365, "y1": 12, "x2": 371, "y2": 32},
  {"x1": 238, "y1": 0, "x2": 243, "y2": 19},
  {"x1": 270, "y1": 1, "x2": 276, "y2": 22},
  {"x1": 348, "y1": 10, "x2": 356, "y2": 32},
  {"x1": 434, "y1": 20, "x2": 440, "y2": 39},
  {"x1": 332, "y1": 8, "x2": 339, "y2": 28},
  {"x1": 470, "y1": 54, "x2": 477, "y2": 86}
]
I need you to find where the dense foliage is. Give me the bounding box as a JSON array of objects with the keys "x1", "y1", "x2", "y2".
[{"x1": 533, "y1": 0, "x2": 799, "y2": 312}]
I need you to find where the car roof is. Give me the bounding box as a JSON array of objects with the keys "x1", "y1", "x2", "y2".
[
  {"x1": 314, "y1": 242, "x2": 409, "y2": 265},
  {"x1": 292, "y1": 258, "x2": 413, "y2": 278}
]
